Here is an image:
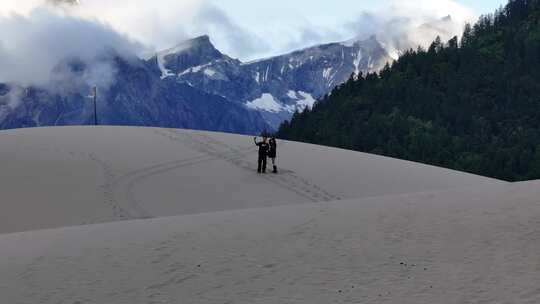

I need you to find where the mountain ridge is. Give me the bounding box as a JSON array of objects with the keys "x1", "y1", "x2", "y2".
[
  {"x1": 0, "y1": 33, "x2": 393, "y2": 133},
  {"x1": 150, "y1": 34, "x2": 392, "y2": 128}
]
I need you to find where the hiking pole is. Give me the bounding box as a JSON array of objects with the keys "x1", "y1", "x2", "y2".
[
  {"x1": 92, "y1": 86, "x2": 98, "y2": 126},
  {"x1": 86, "y1": 86, "x2": 98, "y2": 126}
]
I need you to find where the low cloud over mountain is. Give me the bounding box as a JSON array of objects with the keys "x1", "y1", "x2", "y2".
[
  {"x1": 345, "y1": 0, "x2": 475, "y2": 59},
  {"x1": 0, "y1": 0, "x2": 476, "y2": 87}
]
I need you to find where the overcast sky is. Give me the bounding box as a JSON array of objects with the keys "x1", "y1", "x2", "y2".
[
  {"x1": 208, "y1": 0, "x2": 508, "y2": 60},
  {"x1": 212, "y1": 0, "x2": 507, "y2": 29},
  {"x1": 0, "y1": 0, "x2": 510, "y2": 86},
  {"x1": 0, "y1": 0, "x2": 510, "y2": 60}
]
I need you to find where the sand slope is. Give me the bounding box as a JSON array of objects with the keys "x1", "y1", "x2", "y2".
[
  {"x1": 3, "y1": 126, "x2": 536, "y2": 303},
  {"x1": 1, "y1": 181, "x2": 540, "y2": 303},
  {"x1": 0, "y1": 126, "x2": 502, "y2": 234}
]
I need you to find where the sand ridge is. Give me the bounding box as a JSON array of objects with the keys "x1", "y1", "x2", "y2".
[{"x1": 0, "y1": 126, "x2": 502, "y2": 234}]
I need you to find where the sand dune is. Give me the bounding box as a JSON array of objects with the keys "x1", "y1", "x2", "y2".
[
  {"x1": 1, "y1": 181, "x2": 540, "y2": 303},
  {"x1": 0, "y1": 126, "x2": 502, "y2": 234},
  {"x1": 2, "y1": 126, "x2": 536, "y2": 303}
]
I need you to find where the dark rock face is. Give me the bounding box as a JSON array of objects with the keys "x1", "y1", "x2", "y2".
[
  {"x1": 154, "y1": 35, "x2": 392, "y2": 129},
  {"x1": 0, "y1": 35, "x2": 392, "y2": 134},
  {"x1": 158, "y1": 35, "x2": 233, "y2": 76},
  {"x1": 0, "y1": 56, "x2": 269, "y2": 135}
]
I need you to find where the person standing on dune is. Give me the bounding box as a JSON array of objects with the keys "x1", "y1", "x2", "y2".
[
  {"x1": 268, "y1": 137, "x2": 278, "y2": 174},
  {"x1": 254, "y1": 135, "x2": 269, "y2": 173}
]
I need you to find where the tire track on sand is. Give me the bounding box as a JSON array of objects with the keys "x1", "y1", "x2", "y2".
[
  {"x1": 109, "y1": 128, "x2": 341, "y2": 218},
  {"x1": 161, "y1": 129, "x2": 342, "y2": 202},
  {"x1": 106, "y1": 130, "x2": 256, "y2": 219}
]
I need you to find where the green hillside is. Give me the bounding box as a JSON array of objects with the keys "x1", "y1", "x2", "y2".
[{"x1": 279, "y1": 0, "x2": 540, "y2": 181}]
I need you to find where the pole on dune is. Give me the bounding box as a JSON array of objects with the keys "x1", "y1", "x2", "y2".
[{"x1": 92, "y1": 86, "x2": 98, "y2": 126}]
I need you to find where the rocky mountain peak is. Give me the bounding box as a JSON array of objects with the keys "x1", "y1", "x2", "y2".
[{"x1": 155, "y1": 35, "x2": 228, "y2": 79}]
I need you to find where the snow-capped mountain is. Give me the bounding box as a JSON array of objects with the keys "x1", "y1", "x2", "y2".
[
  {"x1": 151, "y1": 35, "x2": 392, "y2": 128},
  {"x1": 0, "y1": 54, "x2": 270, "y2": 134},
  {"x1": 0, "y1": 34, "x2": 392, "y2": 134}
]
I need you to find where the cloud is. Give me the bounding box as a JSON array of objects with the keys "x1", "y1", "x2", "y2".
[
  {"x1": 65, "y1": 0, "x2": 202, "y2": 50},
  {"x1": 1, "y1": 0, "x2": 268, "y2": 58},
  {"x1": 65, "y1": 0, "x2": 268, "y2": 60},
  {"x1": 0, "y1": 0, "x2": 203, "y2": 52},
  {"x1": 0, "y1": 86, "x2": 25, "y2": 110},
  {"x1": 0, "y1": 0, "x2": 271, "y2": 109},
  {"x1": 345, "y1": 0, "x2": 477, "y2": 59},
  {"x1": 283, "y1": 26, "x2": 344, "y2": 53},
  {"x1": 46, "y1": 0, "x2": 79, "y2": 5},
  {"x1": 192, "y1": 4, "x2": 269, "y2": 60},
  {"x1": 0, "y1": 0, "x2": 478, "y2": 92},
  {"x1": 0, "y1": 6, "x2": 143, "y2": 89}
]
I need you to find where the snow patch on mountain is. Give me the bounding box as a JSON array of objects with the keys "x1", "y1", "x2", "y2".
[
  {"x1": 287, "y1": 90, "x2": 297, "y2": 99},
  {"x1": 178, "y1": 64, "x2": 201, "y2": 76},
  {"x1": 191, "y1": 65, "x2": 205, "y2": 73},
  {"x1": 204, "y1": 68, "x2": 229, "y2": 81},
  {"x1": 204, "y1": 68, "x2": 217, "y2": 77},
  {"x1": 246, "y1": 94, "x2": 283, "y2": 113},
  {"x1": 287, "y1": 91, "x2": 317, "y2": 111},
  {"x1": 353, "y1": 49, "x2": 363, "y2": 76},
  {"x1": 323, "y1": 67, "x2": 333, "y2": 80},
  {"x1": 157, "y1": 53, "x2": 174, "y2": 79},
  {"x1": 156, "y1": 43, "x2": 192, "y2": 79},
  {"x1": 246, "y1": 91, "x2": 315, "y2": 114},
  {"x1": 296, "y1": 91, "x2": 316, "y2": 109}
]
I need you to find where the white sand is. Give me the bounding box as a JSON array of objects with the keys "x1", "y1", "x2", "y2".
[
  {"x1": 1, "y1": 181, "x2": 540, "y2": 303},
  {"x1": 0, "y1": 126, "x2": 501, "y2": 234},
  {"x1": 2, "y1": 126, "x2": 537, "y2": 303}
]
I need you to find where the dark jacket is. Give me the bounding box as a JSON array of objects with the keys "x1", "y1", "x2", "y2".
[
  {"x1": 268, "y1": 139, "x2": 277, "y2": 158},
  {"x1": 255, "y1": 139, "x2": 269, "y2": 157}
]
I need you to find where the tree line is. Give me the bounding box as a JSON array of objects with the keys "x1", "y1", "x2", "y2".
[{"x1": 278, "y1": 0, "x2": 540, "y2": 181}]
